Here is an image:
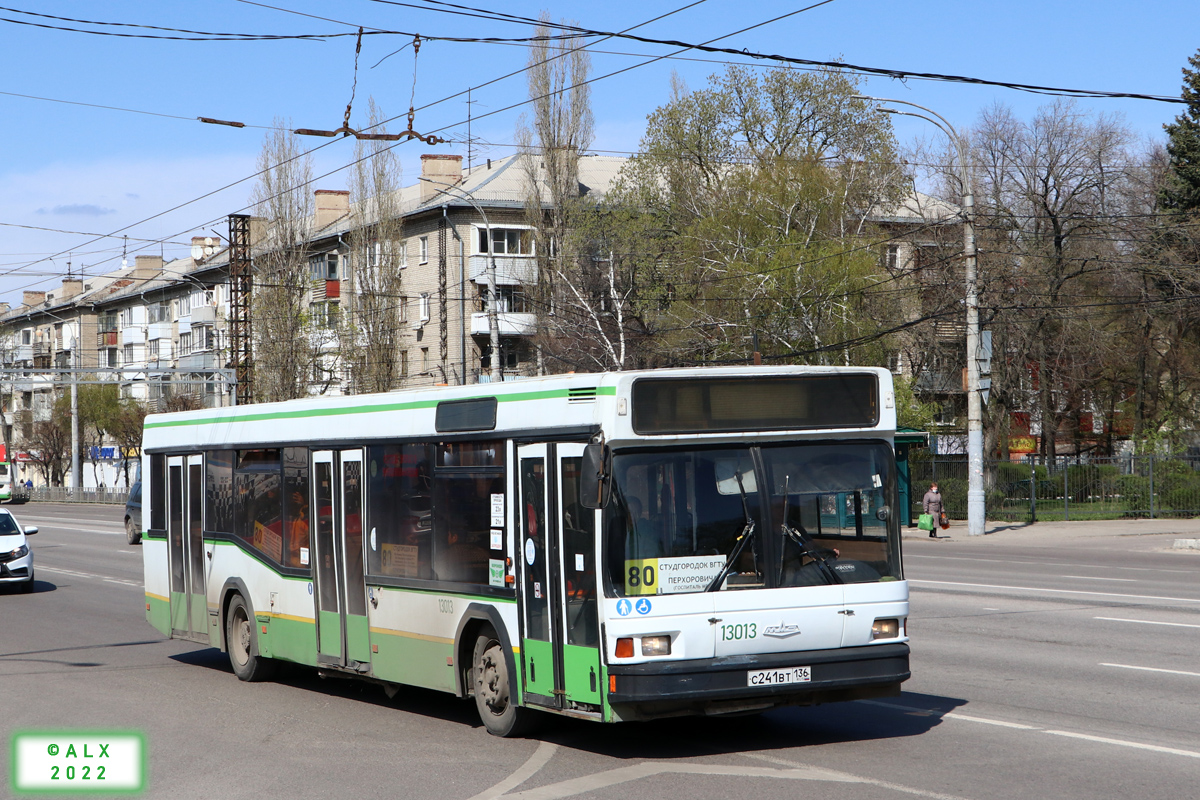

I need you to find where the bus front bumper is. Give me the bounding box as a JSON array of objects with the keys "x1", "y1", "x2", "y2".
[{"x1": 606, "y1": 642, "x2": 909, "y2": 720}]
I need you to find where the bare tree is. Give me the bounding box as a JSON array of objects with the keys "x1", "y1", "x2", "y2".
[
  {"x1": 341, "y1": 100, "x2": 407, "y2": 394},
  {"x1": 517, "y1": 13, "x2": 613, "y2": 371},
  {"x1": 251, "y1": 122, "x2": 320, "y2": 402}
]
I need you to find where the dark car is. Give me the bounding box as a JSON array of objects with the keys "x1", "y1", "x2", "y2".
[{"x1": 125, "y1": 467, "x2": 142, "y2": 546}]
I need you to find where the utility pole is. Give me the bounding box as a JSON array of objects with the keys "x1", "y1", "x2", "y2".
[{"x1": 855, "y1": 95, "x2": 986, "y2": 535}]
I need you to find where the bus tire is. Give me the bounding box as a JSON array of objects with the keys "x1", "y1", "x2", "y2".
[
  {"x1": 125, "y1": 517, "x2": 141, "y2": 545},
  {"x1": 473, "y1": 628, "x2": 532, "y2": 737},
  {"x1": 225, "y1": 594, "x2": 276, "y2": 682}
]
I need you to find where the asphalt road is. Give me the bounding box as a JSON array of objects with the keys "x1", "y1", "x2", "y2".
[{"x1": 3, "y1": 503, "x2": 1199, "y2": 800}]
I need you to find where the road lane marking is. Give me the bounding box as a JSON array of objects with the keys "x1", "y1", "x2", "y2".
[
  {"x1": 1095, "y1": 616, "x2": 1200, "y2": 629},
  {"x1": 744, "y1": 753, "x2": 972, "y2": 800},
  {"x1": 1043, "y1": 730, "x2": 1200, "y2": 759},
  {"x1": 503, "y1": 758, "x2": 970, "y2": 800},
  {"x1": 467, "y1": 742, "x2": 557, "y2": 800},
  {"x1": 38, "y1": 565, "x2": 140, "y2": 588},
  {"x1": 909, "y1": 554, "x2": 1193, "y2": 573},
  {"x1": 1060, "y1": 575, "x2": 1136, "y2": 582},
  {"x1": 859, "y1": 700, "x2": 1200, "y2": 761},
  {"x1": 909, "y1": 579, "x2": 1200, "y2": 603},
  {"x1": 1101, "y1": 663, "x2": 1200, "y2": 678},
  {"x1": 943, "y1": 713, "x2": 1038, "y2": 729}
]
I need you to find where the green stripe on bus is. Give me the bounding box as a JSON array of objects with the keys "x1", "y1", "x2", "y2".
[{"x1": 143, "y1": 386, "x2": 616, "y2": 430}]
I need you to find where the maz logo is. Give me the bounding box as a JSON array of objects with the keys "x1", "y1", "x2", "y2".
[{"x1": 763, "y1": 623, "x2": 802, "y2": 639}]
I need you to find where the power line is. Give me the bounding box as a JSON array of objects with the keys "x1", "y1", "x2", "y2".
[{"x1": 397, "y1": 0, "x2": 1185, "y2": 104}]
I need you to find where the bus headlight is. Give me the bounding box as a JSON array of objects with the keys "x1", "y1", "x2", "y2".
[
  {"x1": 640, "y1": 635, "x2": 671, "y2": 656},
  {"x1": 871, "y1": 619, "x2": 900, "y2": 639}
]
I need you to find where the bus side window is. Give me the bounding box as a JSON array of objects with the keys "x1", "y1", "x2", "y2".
[{"x1": 149, "y1": 453, "x2": 166, "y2": 531}]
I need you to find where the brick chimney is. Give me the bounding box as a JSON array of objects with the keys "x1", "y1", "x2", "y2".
[
  {"x1": 132, "y1": 255, "x2": 163, "y2": 280},
  {"x1": 315, "y1": 189, "x2": 350, "y2": 229},
  {"x1": 60, "y1": 278, "x2": 84, "y2": 299},
  {"x1": 420, "y1": 154, "x2": 463, "y2": 204},
  {"x1": 22, "y1": 291, "x2": 46, "y2": 307}
]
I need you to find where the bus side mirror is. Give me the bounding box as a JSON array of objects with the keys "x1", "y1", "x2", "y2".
[{"x1": 580, "y1": 441, "x2": 612, "y2": 510}]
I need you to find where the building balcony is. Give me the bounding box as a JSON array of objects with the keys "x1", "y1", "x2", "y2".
[
  {"x1": 13, "y1": 345, "x2": 32, "y2": 363},
  {"x1": 96, "y1": 331, "x2": 118, "y2": 348},
  {"x1": 178, "y1": 352, "x2": 221, "y2": 371},
  {"x1": 121, "y1": 326, "x2": 146, "y2": 345},
  {"x1": 190, "y1": 304, "x2": 217, "y2": 325},
  {"x1": 147, "y1": 321, "x2": 172, "y2": 341},
  {"x1": 470, "y1": 312, "x2": 536, "y2": 337},
  {"x1": 468, "y1": 255, "x2": 537, "y2": 286},
  {"x1": 32, "y1": 342, "x2": 51, "y2": 357}
]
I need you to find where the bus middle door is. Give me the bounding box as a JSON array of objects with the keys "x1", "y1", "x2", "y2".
[
  {"x1": 312, "y1": 449, "x2": 371, "y2": 671},
  {"x1": 517, "y1": 443, "x2": 603, "y2": 713}
]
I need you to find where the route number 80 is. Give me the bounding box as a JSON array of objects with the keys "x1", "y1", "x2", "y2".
[{"x1": 627, "y1": 565, "x2": 655, "y2": 589}]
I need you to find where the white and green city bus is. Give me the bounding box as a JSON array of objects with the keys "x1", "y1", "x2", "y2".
[{"x1": 141, "y1": 366, "x2": 909, "y2": 735}]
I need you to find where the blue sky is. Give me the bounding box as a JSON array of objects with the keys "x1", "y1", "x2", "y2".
[{"x1": 0, "y1": 0, "x2": 1196, "y2": 306}]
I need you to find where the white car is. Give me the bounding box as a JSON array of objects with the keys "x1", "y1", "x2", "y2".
[{"x1": 0, "y1": 508, "x2": 38, "y2": 593}]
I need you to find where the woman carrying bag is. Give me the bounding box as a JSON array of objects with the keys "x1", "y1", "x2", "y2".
[{"x1": 921, "y1": 482, "x2": 947, "y2": 538}]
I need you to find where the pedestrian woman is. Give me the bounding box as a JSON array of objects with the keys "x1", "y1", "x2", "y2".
[{"x1": 922, "y1": 482, "x2": 944, "y2": 538}]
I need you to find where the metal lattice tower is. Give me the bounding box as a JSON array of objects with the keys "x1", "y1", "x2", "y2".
[{"x1": 228, "y1": 214, "x2": 253, "y2": 405}]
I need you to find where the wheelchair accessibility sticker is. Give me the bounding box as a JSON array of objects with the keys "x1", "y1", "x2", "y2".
[
  {"x1": 616, "y1": 599, "x2": 632, "y2": 616},
  {"x1": 635, "y1": 598, "x2": 652, "y2": 615}
]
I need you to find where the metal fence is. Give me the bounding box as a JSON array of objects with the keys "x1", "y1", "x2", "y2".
[
  {"x1": 25, "y1": 487, "x2": 131, "y2": 505},
  {"x1": 909, "y1": 454, "x2": 1200, "y2": 522}
]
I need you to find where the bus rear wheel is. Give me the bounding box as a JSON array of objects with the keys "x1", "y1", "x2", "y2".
[
  {"x1": 225, "y1": 594, "x2": 276, "y2": 682},
  {"x1": 473, "y1": 629, "x2": 532, "y2": 737}
]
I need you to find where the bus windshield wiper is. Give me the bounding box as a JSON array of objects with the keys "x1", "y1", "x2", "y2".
[
  {"x1": 706, "y1": 470, "x2": 758, "y2": 592},
  {"x1": 782, "y1": 523, "x2": 843, "y2": 585}
]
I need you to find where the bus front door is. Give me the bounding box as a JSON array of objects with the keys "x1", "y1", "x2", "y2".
[
  {"x1": 168, "y1": 454, "x2": 207, "y2": 642},
  {"x1": 516, "y1": 443, "x2": 603, "y2": 713},
  {"x1": 312, "y1": 450, "x2": 371, "y2": 670}
]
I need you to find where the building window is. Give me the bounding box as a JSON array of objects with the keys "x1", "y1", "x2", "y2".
[
  {"x1": 419, "y1": 236, "x2": 429, "y2": 264},
  {"x1": 106, "y1": 348, "x2": 118, "y2": 368},
  {"x1": 148, "y1": 303, "x2": 171, "y2": 323},
  {"x1": 488, "y1": 286, "x2": 529, "y2": 313},
  {"x1": 179, "y1": 332, "x2": 191, "y2": 356},
  {"x1": 21, "y1": 329, "x2": 32, "y2": 345},
  {"x1": 418, "y1": 293, "x2": 431, "y2": 324},
  {"x1": 148, "y1": 340, "x2": 160, "y2": 360},
  {"x1": 399, "y1": 350, "x2": 408, "y2": 377},
  {"x1": 176, "y1": 294, "x2": 192, "y2": 318},
  {"x1": 313, "y1": 301, "x2": 340, "y2": 329},
  {"x1": 123, "y1": 343, "x2": 135, "y2": 364},
  {"x1": 120, "y1": 307, "x2": 135, "y2": 327},
  {"x1": 477, "y1": 227, "x2": 533, "y2": 256},
  {"x1": 421, "y1": 348, "x2": 429, "y2": 374},
  {"x1": 309, "y1": 252, "x2": 339, "y2": 281},
  {"x1": 399, "y1": 295, "x2": 408, "y2": 323},
  {"x1": 399, "y1": 240, "x2": 408, "y2": 269}
]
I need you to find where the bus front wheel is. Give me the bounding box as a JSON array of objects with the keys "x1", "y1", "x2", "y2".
[
  {"x1": 472, "y1": 629, "x2": 532, "y2": 737},
  {"x1": 225, "y1": 594, "x2": 276, "y2": 682}
]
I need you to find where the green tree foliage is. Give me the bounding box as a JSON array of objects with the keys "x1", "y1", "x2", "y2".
[
  {"x1": 589, "y1": 66, "x2": 905, "y2": 368},
  {"x1": 1162, "y1": 49, "x2": 1200, "y2": 212}
]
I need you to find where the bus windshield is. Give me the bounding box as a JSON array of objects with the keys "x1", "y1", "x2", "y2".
[{"x1": 605, "y1": 442, "x2": 901, "y2": 596}]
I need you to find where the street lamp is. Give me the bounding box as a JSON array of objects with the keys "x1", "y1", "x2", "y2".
[
  {"x1": 418, "y1": 177, "x2": 502, "y2": 383},
  {"x1": 854, "y1": 95, "x2": 985, "y2": 536}
]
